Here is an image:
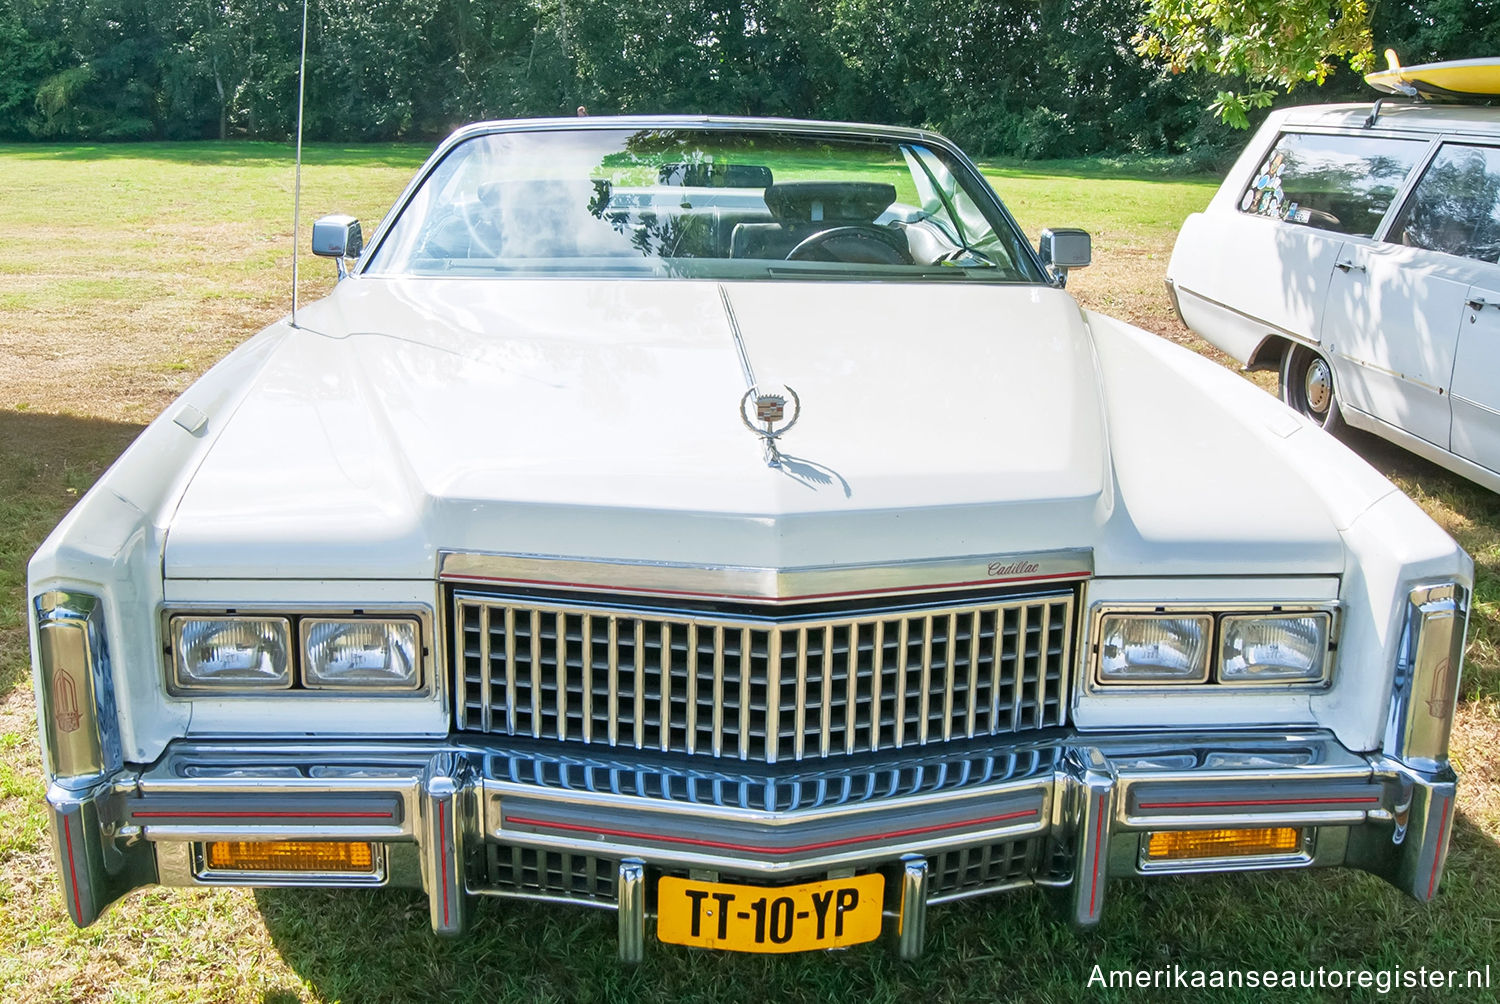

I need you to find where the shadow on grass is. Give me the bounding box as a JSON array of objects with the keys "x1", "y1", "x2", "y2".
[
  {"x1": 1335, "y1": 425, "x2": 1500, "y2": 700},
  {"x1": 0, "y1": 141, "x2": 432, "y2": 169},
  {"x1": 255, "y1": 807, "x2": 1500, "y2": 1004},
  {"x1": 0, "y1": 409, "x2": 144, "y2": 692}
]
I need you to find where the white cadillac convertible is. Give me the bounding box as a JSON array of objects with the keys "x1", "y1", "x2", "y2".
[{"x1": 29, "y1": 117, "x2": 1471, "y2": 959}]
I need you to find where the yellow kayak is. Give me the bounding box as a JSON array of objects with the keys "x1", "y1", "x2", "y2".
[{"x1": 1365, "y1": 50, "x2": 1500, "y2": 101}]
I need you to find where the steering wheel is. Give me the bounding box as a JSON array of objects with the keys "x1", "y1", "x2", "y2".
[{"x1": 785, "y1": 225, "x2": 912, "y2": 265}]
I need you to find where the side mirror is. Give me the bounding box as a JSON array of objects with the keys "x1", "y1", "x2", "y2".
[
  {"x1": 312, "y1": 214, "x2": 363, "y2": 278},
  {"x1": 1038, "y1": 227, "x2": 1091, "y2": 286}
]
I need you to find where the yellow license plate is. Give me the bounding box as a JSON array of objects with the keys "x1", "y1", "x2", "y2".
[{"x1": 657, "y1": 873, "x2": 884, "y2": 953}]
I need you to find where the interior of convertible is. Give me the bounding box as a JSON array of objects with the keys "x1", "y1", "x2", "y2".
[{"x1": 364, "y1": 127, "x2": 1044, "y2": 281}]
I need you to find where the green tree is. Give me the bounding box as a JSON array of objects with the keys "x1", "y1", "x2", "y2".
[{"x1": 1136, "y1": 0, "x2": 1375, "y2": 126}]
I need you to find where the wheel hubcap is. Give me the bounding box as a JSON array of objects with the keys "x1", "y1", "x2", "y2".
[{"x1": 1304, "y1": 358, "x2": 1332, "y2": 416}]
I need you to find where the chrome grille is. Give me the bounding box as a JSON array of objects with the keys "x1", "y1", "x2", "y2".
[
  {"x1": 482, "y1": 845, "x2": 617, "y2": 905},
  {"x1": 927, "y1": 838, "x2": 1041, "y2": 903},
  {"x1": 453, "y1": 590, "x2": 1074, "y2": 763}
]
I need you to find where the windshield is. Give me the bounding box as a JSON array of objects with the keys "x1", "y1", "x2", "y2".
[{"x1": 364, "y1": 127, "x2": 1045, "y2": 282}]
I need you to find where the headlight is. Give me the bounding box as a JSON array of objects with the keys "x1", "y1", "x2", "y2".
[
  {"x1": 1219, "y1": 614, "x2": 1329, "y2": 684},
  {"x1": 301, "y1": 618, "x2": 421, "y2": 690},
  {"x1": 172, "y1": 616, "x2": 292, "y2": 690},
  {"x1": 1097, "y1": 614, "x2": 1211, "y2": 684}
]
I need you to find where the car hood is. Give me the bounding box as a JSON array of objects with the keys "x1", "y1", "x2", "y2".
[{"x1": 163, "y1": 278, "x2": 1349, "y2": 579}]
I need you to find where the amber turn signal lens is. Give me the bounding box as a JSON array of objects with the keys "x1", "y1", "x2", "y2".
[
  {"x1": 205, "y1": 840, "x2": 376, "y2": 873},
  {"x1": 1145, "y1": 827, "x2": 1301, "y2": 860}
]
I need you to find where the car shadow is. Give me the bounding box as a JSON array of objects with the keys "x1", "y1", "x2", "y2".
[
  {"x1": 255, "y1": 804, "x2": 1500, "y2": 1002},
  {"x1": 0, "y1": 408, "x2": 145, "y2": 692}
]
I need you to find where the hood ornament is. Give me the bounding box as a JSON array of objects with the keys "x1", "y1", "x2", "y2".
[{"x1": 740, "y1": 384, "x2": 802, "y2": 468}]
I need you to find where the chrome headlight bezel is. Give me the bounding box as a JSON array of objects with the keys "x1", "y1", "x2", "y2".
[
  {"x1": 165, "y1": 606, "x2": 431, "y2": 697},
  {"x1": 1088, "y1": 603, "x2": 1338, "y2": 692}
]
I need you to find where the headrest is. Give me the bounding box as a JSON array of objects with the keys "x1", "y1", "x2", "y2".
[
  {"x1": 657, "y1": 163, "x2": 774, "y2": 188},
  {"x1": 763, "y1": 182, "x2": 897, "y2": 225}
]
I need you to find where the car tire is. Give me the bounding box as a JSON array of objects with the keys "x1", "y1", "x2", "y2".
[{"x1": 1280, "y1": 343, "x2": 1345, "y2": 434}]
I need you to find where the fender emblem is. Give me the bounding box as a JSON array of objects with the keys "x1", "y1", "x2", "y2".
[
  {"x1": 52, "y1": 668, "x2": 82, "y2": 734},
  {"x1": 1426, "y1": 656, "x2": 1456, "y2": 718}
]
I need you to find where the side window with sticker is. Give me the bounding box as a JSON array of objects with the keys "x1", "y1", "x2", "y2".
[{"x1": 1237, "y1": 132, "x2": 1427, "y2": 238}]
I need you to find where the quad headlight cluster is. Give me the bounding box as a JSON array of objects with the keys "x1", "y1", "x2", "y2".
[
  {"x1": 169, "y1": 614, "x2": 422, "y2": 693},
  {"x1": 1092, "y1": 608, "x2": 1333, "y2": 688}
]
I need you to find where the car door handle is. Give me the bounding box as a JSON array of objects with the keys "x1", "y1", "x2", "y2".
[
  {"x1": 1334, "y1": 259, "x2": 1366, "y2": 273},
  {"x1": 1468, "y1": 297, "x2": 1490, "y2": 311}
]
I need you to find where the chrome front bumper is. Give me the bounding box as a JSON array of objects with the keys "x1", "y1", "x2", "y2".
[{"x1": 47, "y1": 729, "x2": 1456, "y2": 960}]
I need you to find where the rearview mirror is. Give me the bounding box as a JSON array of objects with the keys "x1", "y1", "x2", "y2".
[
  {"x1": 312, "y1": 214, "x2": 363, "y2": 278},
  {"x1": 1038, "y1": 228, "x2": 1091, "y2": 285}
]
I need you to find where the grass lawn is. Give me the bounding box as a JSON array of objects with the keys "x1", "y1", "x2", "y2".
[{"x1": 1, "y1": 141, "x2": 1497, "y2": 1002}]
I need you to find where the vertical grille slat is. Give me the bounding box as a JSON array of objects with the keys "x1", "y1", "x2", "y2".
[{"x1": 454, "y1": 590, "x2": 1074, "y2": 763}]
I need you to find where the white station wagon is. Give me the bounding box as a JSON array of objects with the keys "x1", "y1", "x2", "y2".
[
  {"x1": 30, "y1": 116, "x2": 1471, "y2": 960},
  {"x1": 1169, "y1": 100, "x2": 1500, "y2": 492}
]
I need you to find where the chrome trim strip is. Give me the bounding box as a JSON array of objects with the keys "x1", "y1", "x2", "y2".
[
  {"x1": 1172, "y1": 284, "x2": 1309, "y2": 345},
  {"x1": 1332, "y1": 350, "x2": 1444, "y2": 396},
  {"x1": 438, "y1": 549, "x2": 1093, "y2": 604}
]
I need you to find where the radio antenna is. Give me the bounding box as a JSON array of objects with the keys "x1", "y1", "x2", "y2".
[{"x1": 290, "y1": 0, "x2": 310, "y2": 327}]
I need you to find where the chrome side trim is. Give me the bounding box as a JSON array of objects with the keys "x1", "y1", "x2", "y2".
[
  {"x1": 1172, "y1": 283, "x2": 1311, "y2": 344},
  {"x1": 439, "y1": 549, "x2": 1093, "y2": 604},
  {"x1": 1333, "y1": 350, "x2": 1444, "y2": 396},
  {"x1": 34, "y1": 592, "x2": 119, "y2": 786},
  {"x1": 1386, "y1": 582, "x2": 1468, "y2": 773}
]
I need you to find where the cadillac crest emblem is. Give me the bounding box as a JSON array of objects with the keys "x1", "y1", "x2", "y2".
[{"x1": 739, "y1": 384, "x2": 802, "y2": 467}]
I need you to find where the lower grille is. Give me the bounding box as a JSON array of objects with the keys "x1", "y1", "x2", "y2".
[
  {"x1": 481, "y1": 845, "x2": 618, "y2": 906},
  {"x1": 927, "y1": 837, "x2": 1044, "y2": 902},
  {"x1": 453, "y1": 589, "x2": 1075, "y2": 764}
]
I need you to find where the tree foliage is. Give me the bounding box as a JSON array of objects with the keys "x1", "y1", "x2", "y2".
[
  {"x1": 0, "y1": 0, "x2": 1481, "y2": 153},
  {"x1": 1136, "y1": 0, "x2": 1374, "y2": 126}
]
